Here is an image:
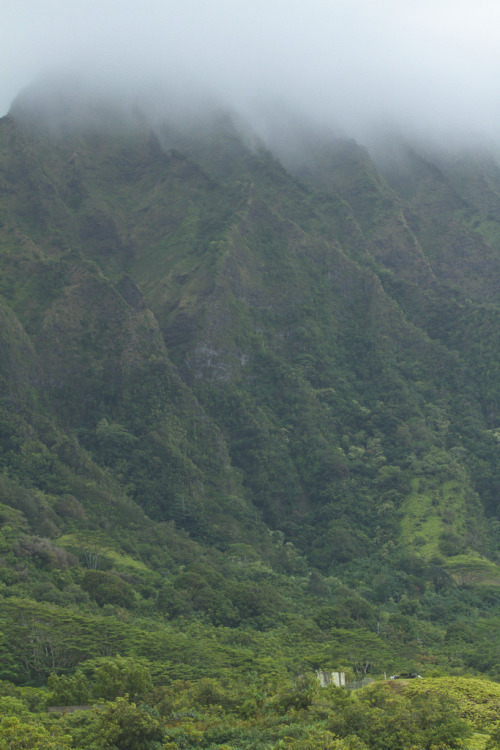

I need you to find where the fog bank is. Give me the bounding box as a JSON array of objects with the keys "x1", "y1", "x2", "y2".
[{"x1": 4, "y1": 1, "x2": 500, "y2": 146}]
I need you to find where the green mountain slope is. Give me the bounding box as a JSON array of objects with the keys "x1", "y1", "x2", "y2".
[{"x1": 0, "y1": 85, "x2": 499, "y2": 721}]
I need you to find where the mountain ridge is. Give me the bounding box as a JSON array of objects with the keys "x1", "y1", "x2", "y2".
[{"x1": 0, "y1": 86, "x2": 499, "y2": 713}]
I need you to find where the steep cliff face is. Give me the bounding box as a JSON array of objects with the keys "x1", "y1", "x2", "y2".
[{"x1": 1, "y1": 86, "x2": 500, "y2": 578}]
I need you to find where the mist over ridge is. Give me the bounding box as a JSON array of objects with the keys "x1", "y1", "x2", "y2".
[
  {"x1": 9, "y1": 66, "x2": 500, "y2": 189},
  {"x1": 4, "y1": 0, "x2": 500, "y2": 153}
]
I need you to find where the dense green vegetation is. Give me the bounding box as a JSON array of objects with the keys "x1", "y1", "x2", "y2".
[
  {"x1": 0, "y1": 84, "x2": 499, "y2": 746},
  {"x1": 1, "y1": 670, "x2": 500, "y2": 749}
]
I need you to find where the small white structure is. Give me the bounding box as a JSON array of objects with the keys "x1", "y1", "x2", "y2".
[{"x1": 316, "y1": 670, "x2": 346, "y2": 688}]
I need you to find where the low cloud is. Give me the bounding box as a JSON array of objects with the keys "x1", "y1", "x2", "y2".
[{"x1": 4, "y1": 0, "x2": 500, "y2": 145}]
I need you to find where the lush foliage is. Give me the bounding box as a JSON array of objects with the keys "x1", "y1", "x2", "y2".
[{"x1": 1, "y1": 673, "x2": 499, "y2": 749}]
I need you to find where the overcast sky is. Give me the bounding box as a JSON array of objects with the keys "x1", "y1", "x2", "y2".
[{"x1": 3, "y1": 0, "x2": 500, "y2": 142}]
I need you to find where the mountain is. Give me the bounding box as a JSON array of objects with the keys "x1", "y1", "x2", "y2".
[{"x1": 0, "y1": 82, "x2": 499, "y2": 744}]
